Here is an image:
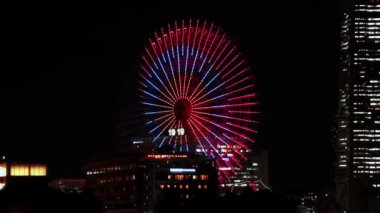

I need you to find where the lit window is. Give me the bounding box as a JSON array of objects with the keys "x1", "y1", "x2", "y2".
[
  {"x1": 160, "y1": 185, "x2": 164, "y2": 189},
  {"x1": 179, "y1": 185, "x2": 183, "y2": 189},
  {"x1": 30, "y1": 165, "x2": 47, "y2": 176},
  {"x1": 0, "y1": 164, "x2": 6, "y2": 177},
  {"x1": 198, "y1": 185, "x2": 202, "y2": 189},
  {"x1": 10, "y1": 165, "x2": 29, "y2": 176},
  {"x1": 200, "y1": 175, "x2": 208, "y2": 180},
  {"x1": 175, "y1": 175, "x2": 184, "y2": 180},
  {"x1": 204, "y1": 185, "x2": 208, "y2": 189},
  {"x1": 185, "y1": 185, "x2": 189, "y2": 189}
]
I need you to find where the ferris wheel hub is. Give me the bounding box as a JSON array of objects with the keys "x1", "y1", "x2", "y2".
[{"x1": 174, "y1": 98, "x2": 191, "y2": 121}]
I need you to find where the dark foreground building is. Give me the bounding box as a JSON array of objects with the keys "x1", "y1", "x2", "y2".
[
  {"x1": 83, "y1": 151, "x2": 217, "y2": 213},
  {"x1": 336, "y1": 0, "x2": 380, "y2": 211}
]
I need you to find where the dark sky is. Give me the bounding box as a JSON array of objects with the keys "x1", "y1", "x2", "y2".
[{"x1": 1, "y1": 0, "x2": 340, "y2": 191}]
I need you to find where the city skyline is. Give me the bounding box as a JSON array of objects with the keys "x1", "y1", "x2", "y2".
[{"x1": 2, "y1": 0, "x2": 340, "y2": 192}]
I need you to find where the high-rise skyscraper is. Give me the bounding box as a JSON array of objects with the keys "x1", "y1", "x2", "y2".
[{"x1": 336, "y1": 1, "x2": 380, "y2": 211}]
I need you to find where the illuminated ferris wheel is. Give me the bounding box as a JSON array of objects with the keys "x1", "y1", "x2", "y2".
[{"x1": 139, "y1": 19, "x2": 258, "y2": 181}]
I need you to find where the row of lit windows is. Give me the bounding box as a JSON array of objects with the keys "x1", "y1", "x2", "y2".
[
  {"x1": 354, "y1": 93, "x2": 380, "y2": 97},
  {"x1": 353, "y1": 147, "x2": 380, "y2": 151},
  {"x1": 353, "y1": 111, "x2": 372, "y2": 114},
  {"x1": 353, "y1": 157, "x2": 380, "y2": 160},
  {"x1": 355, "y1": 166, "x2": 380, "y2": 169},
  {"x1": 353, "y1": 88, "x2": 380, "y2": 92},
  {"x1": 353, "y1": 129, "x2": 380, "y2": 133},
  {"x1": 354, "y1": 21, "x2": 380, "y2": 25},
  {"x1": 355, "y1": 39, "x2": 380, "y2": 43},
  {"x1": 353, "y1": 170, "x2": 380, "y2": 174},
  {"x1": 356, "y1": 26, "x2": 380, "y2": 30},
  {"x1": 98, "y1": 175, "x2": 136, "y2": 184},
  {"x1": 353, "y1": 139, "x2": 380, "y2": 142},
  {"x1": 354, "y1": 134, "x2": 380, "y2": 137},
  {"x1": 355, "y1": 31, "x2": 380, "y2": 34},
  {"x1": 10, "y1": 165, "x2": 46, "y2": 177},
  {"x1": 86, "y1": 165, "x2": 136, "y2": 175},
  {"x1": 159, "y1": 184, "x2": 208, "y2": 190},
  {"x1": 168, "y1": 174, "x2": 208, "y2": 181}
]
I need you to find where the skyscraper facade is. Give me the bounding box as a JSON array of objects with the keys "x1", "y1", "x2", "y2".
[{"x1": 336, "y1": 1, "x2": 380, "y2": 211}]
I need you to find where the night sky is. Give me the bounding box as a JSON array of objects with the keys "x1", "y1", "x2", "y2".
[{"x1": 2, "y1": 0, "x2": 340, "y2": 191}]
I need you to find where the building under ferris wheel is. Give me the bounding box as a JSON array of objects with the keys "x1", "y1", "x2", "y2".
[{"x1": 138, "y1": 19, "x2": 268, "y2": 190}]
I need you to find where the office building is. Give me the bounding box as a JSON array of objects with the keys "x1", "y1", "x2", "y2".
[{"x1": 336, "y1": 1, "x2": 380, "y2": 211}]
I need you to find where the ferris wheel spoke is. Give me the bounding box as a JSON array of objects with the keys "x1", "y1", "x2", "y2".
[
  {"x1": 165, "y1": 43, "x2": 180, "y2": 99},
  {"x1": 143, "y1": 77, "x2": 176, "y2": 104},
  {"x1": 145, "y1": 62, "x2": 177, "y2": 102},
  {"x1": 183, "y1": 21, "x2": 190, "y2": 98},
  {"x1": 215, "y1": 45, "x2": 237, "y2": 71},
  {"x1": 222, "y1": 133, "x2": 250, "y2": 155},
  {"x1": 228, "y1": 110, "x2": 259, "y2": 114},
  {"x1": 140, "y1": 89, "x2": 174, "y2": 106},
  {"x1": 197, "y1": 21, "x2": 207, "y2": 57},
  {"x1": 150, "y1": 40, "x2": 179, "y2": 99},
  {"x1": 141, "y1": 102, "x2": 172, "y2": 110},
  {"x1": 216, "y1": 160, "x2": 231, "y2": 183},
  {"x1": 144, "y1": 110, "x2": 172, "y2": 115},
  {"x1": 160, "y1": 27, "x2": 180, "y2": 100},
  {"x1": 193, "y1": 102, "x2": 258, "y2": 110},
  {"x1": 206, "y1": 26, "x2": 221, "y2": 58},
  {"x1": 188, "y1": 64, "x2": 215, "y2": 101},
  {"x1": 149, "y1": 115, "x2": 174, "y2": 134},
  {"x1": 192, "y1": 110, "x2": 258, "y2": 124},
  {"x1": 158, "y1": 136, "x2": 168, "y2": 148},
  {"x1": 226, "y1": 122, "x2": 258, "y2": 133},
  {"x1": 217, "y1": 53, "x2": 241, "y2": 76},
  {"x1": 223, "y1": 67, "x2": 250, "y2": 88},
  {"x1": 174, "y1": 21, "x2": 182, "y2": 98},
  {"x1": 228, "y1": 93, "x2": 256, "y2": 102},
  {"x1": 189, "y1": 70, "x2": 221, "y2": 104},
  {"x1": 208, "y1": 33, "x2": 226, "y2": 63},
  {"x1": 191, "y1": 113, "x2": 254, "y2": 142},
  {"x1": 144, "y1": 47, "x2": 159, "y2": 70},
  {"x1": 225, "y1": 76, "x2": 253, "y2": 90},
  {"x1": 189, "y1": 117, "x2": 229, "y2": 146},
  {"x1": 152, "y1": 117, "x2": 176, "y2": 142},
  {"x1": 193, "y1": 84, "x2": 254, "y2": 106},
  {"x1": 188, "y1": 118, "x2": 221, "y2": 157},
  {"x1": 221, "y1": 60, "x2": 245, "y2": 80},
  {"x1": 145, "y1": 112, "x2": 173, "y2": 125},
  {"x1": 187, "y1": 118, "x2": 208, "y2": 156},
  {"x1": 199, "y1": 23, "x2": 214, "y2": 58},
  {"x1": 155, "y1": 33, "x2": 166, "y2": 63},
  {"x1": 211, "y1": 40, "x2": 231, "y2": 68}
]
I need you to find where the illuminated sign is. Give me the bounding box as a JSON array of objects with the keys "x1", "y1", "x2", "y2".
[
  {"x1": 132, "y1": 141, "x2": 144, "y2": 144},
  {"x1": 168, "y1": 128, "x2": 185, "y2": 136},
  {"x1": 170, "y1": 168, "x2": 196, "y2": 173},
  {"x1": 219, "y1": 167, "x2": 232, "y2": 171},
  {"x1": 146, "y1": 154, "x2": 187, "y2": 159}
]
